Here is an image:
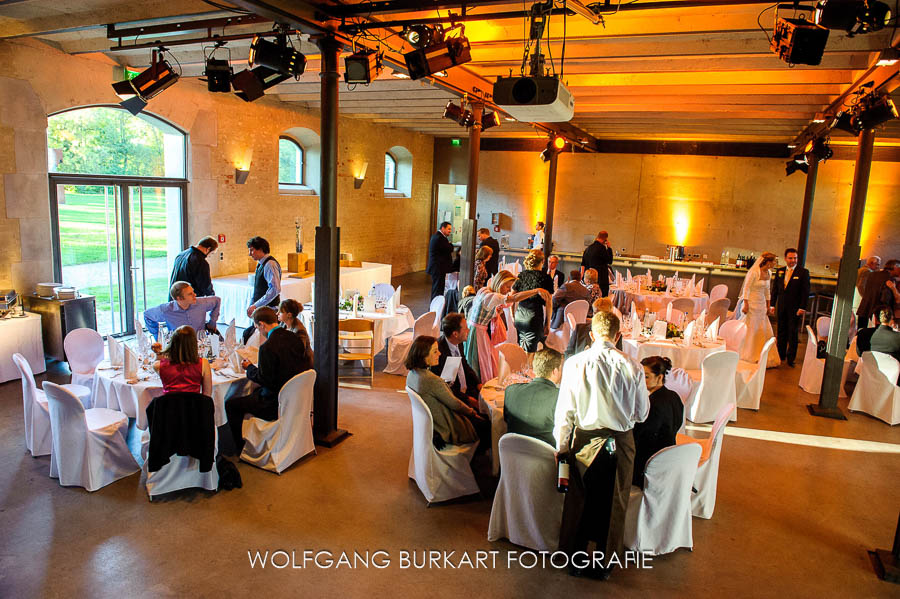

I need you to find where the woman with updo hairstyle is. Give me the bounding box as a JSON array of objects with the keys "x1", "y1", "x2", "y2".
[
  {"x1": 511, "y1": 249, "x2": 553, "y2": 359},
  {"x1": 632, "y1": 355, "x2": 684, "y2": 487}
]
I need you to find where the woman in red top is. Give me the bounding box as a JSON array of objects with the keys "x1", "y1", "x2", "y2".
[{"x1": 152, "y1": 325, "x2": 212, "y2": 396}]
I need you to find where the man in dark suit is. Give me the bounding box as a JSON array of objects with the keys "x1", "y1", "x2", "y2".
[
  {"x1": 503, "y1": 348, "x2": 563, "y2": 447},
  {"x1": 581, "y1": 230, "x2": 614, "y2": 297},
  {"x1": 477, "y1": 228, "x2": 500, "y2": 277},
  {"x1": 868, "y1": 307, "x2": 900, "y2": 364},
  {"x1": 857, "y1": 259, "x2": 900, "y2": 325},
  {"x1": 226, "y1": 307, "x2": 312, "y2": 454},
  {"x1": 547, "y1": 254, "x2": 565, "y2": 291},
  {"x1": 170, "y1": 236, "x2": 218, "y2": 298},
  {"x1": 770, "y1": 247, "x2": 811, "y2": 367},
  {"x1": 551, "y1": 270, "x2": 591, "y2": 329},
  {"x1": 430, "y1": 313, "x2": 481, "y2": 408},
  {"x1": 427, "y1": 221, "x2": 455, "y2": 300}
]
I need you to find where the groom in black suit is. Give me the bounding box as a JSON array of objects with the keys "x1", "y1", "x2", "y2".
[{"x1": 770, "y1": 248, "x2": 811, "y2": 366}]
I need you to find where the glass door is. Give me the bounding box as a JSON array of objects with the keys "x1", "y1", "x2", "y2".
[{"x1": 128, "y1": 185, "x2": 183, "y2": 318}]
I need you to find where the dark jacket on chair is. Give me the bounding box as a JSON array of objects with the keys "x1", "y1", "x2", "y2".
[
  {"x1": 551, "y1": 281, "x2": 591, "y2": 329},
  {"x1": 146, "y1": 392, "x2": 215, "y2": 473},
  {"x1": 503, "y1": 377, "x2": 560, "y2": 447},
  {"x1": 246, "y1": 326, "x2": 312, "y2": 400}
]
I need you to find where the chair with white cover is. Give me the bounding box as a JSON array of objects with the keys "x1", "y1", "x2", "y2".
[
  {"x1": 64, "y1": 328, "x2": 104, "y2": 392},
  {"x1": 709, "y1": 284, "x2": 728, "y2": 303},
  {"x1": 495, "y1": 342, "x2": 527, "y2": 374},
  {"x1": 735, "y1": 337, "x2": 777, "y2": 410},
  {"x1": 241, "y1": 370, "x2": 317, "y2": 472},
  {"x1": 676, "y1": 401, "x2": 734, "y2": 519},
  {"x1": 503, "y1": 306, "x2": 518, "y2": 345},
  {"x1": 670, "y1": 297, "x2": 696, "y2": 321},
  {"x1": 371, "y1": 283, "x2": 395, "y2": 302},
  {"x1": 565, "y1": 299, "x2": 589, "y2": 325},
  {"x1": 384, "y1": 311, "x2": 437, "y2": 375},
  {"x1": 665, "y1": 367, "x2": 694, "y2": 434},
  {"x1": 816, "y1": 316, "x2": 831, "y2": 340},
  {"x1": 429, "y1": 295, "x2": 446, "y2": 324},
  {"x1": 727, "y1": 298, "x2": 744, "y2": 320},
  {"x1": 719, "y1": 320, "x2": 747, "y2": 353},
  {"x1": 848, "y1": 351, "x2": 900, "y2": 425},
  {"x1": 625, "y1": 443, "x2": 702, "y2": 555},
  {"x1": 42, "y1": 382, "x2": 138, "y2": 491},
  {"x1": 12, "y1": 353, "x2": 53, "y2": 457},
  {"x1": 686, "y1": 351, "x2": 738, "y2": 423},
  {"x1": 706, "y1": 298, "x2": 730, "y2": 329},
  {"x1": 488, "y1": 434, "x2": 564, "y2": 551},
  {"x1": 799, "y1": 325, "x2": 824, "y2": 393},
  {"x1": 406, "y1": 387, "x2": 479, "y2": 504}
]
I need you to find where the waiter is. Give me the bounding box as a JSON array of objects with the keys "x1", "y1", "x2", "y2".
[
  {"x1": 244, "y1": 236, "x2": 281, "y2": 343},
  {"x1": 581, "y1": 230, "x2": 614, "y2": 297},
  {"x1": 169, "y1": 236, "x2": 218, "y2": 298},
  {"x1": 426, "y1": 222, "x2": 455, "y2": 300}
]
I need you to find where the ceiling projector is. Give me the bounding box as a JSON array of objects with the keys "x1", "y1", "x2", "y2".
[{"x1": 493, "y1": 76, "x2": 574, "y2": 122}]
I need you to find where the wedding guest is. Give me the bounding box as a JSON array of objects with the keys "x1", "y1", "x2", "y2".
[
  {"x1": 857, "y1": 256, "x2": 882, "y2": 296},
  {"x1": 583, "y1": 268, "x2": 603, "y2": 316},
  {"x1": 770, "y1": 248, "x2": 810, "y2": 367},
  {"x1": 277, "y1": 299, "x2": 314, "y2": 372},
  {"x1": 532, "y1": 221, "x2": 545, "y2": 252},
  {"x1": 512, "y1": 250, "x2": 553, "y2": 359},
  {"x1": 243, "y1": 236, "x2": 282, "y2": 343},
  {"x1": 457, "y1": 285, "x2": 476, "y2": 318},
  {"x1": 406, "y1": 335, "x2": 489, "y2": 451},
  {"x1": 632, "y1": 356, "x2": 682, "y2": 487},
  {"x1": 477, "y1": 228, "x2": 500, "y2": 277},
  {"x1": 473, "y1": 245, "x2": 493, "y2": 290},
  {"x1": 170, "y1": 236, "x2": 218, "y2": 298},
  {"x1": 427, "y1": 222, "x2": 455, "y2": 300},
  {"x1": 857, "y1": 259, "x2": 900, "y2": 324},
  {"x1": 547, "y1": 255, "x2": 565, "y2": 291},
  {"x1": 566, "y1": 298, "x2": 614, "y2": 358},
  {"x1": 152, "y1": 325, "x2": 212, "y2": 396},
  {"x1": 503, "y1": 348, "x2": 563, "y2": 446},
  {"x1": 551, "y1": 270, "x2": 591, "y2": 329},
  {"x1": 581, "y1": 230, "x2": 614, "y2": 297},
  {"x1": 144, "y1": 281, "x2": 221, "y2": 340},
  {"x1": 430, "y1": 313, "x2": 481, "y2": 409},
  {"x1": 866, "y1": 306, "x2": 900, "y2": 364}
]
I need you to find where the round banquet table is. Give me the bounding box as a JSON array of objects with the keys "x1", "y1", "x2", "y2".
[
  {"x1": 298, "y1": 306, "x2": 414, "y2": 355},
  {"x1": 610, "y1": 287, "x2": 709, "y2": 316},
  {"x1": 478, "y1": 378, "x2": 507, "y2": 477},
  {"x1": 0, "y1": 312, "x2": 45, "y2": 383},
  {"x1": 621, "y1": 337, "x2": 726, "y2": 370},
  {"x1": 91, "y1": 365, "x2": 255, "y2": 430}
]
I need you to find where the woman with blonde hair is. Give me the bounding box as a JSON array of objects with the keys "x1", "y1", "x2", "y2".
[
  {"x1": 739, "y1": 251, "x2": 781, "y2": 366},
  {"x1": 512, "y1": 249, "x2": 553, "y2": 358}
]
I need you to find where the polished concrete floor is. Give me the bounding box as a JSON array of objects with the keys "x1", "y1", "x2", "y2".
[{"x1": 1, "y1": 271, "x2": 898, "y2": 597}]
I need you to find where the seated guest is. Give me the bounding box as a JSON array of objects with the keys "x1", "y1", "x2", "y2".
[
  {"x1": 406, "y1": 335, "x2": 489, "y2": 451},
  {"x1": 226, "y1": 307, "x2": 313, "y2": 455},
  {"x1": 632, "y1": 356, "x2": 683, "y2": 487},
  {"x1": 551, "y1": 270, "x2": 591, "y2": 329},
  {"x1": 473, "y1": 245, "x2": 493, "y2": 290},
  {"x1": 583, "y1": 268, "x2": 603, "y2": 316},
  {"x1": 866, "y1": 306, "x2": 900, "y2": 363},
  {"x1": 457, "y1": 285, "x2": 476, "y2": 318},
  {"x1": 152, "y1": 325, "x2": 212, "y2": 396},
  {"x1": 144, "y1": 281, "x2": 221, "y2": 340},
  {"x1": 277, "y1": 299, "x2": 314, "y2": 370},
  {"x1": 566, "y1": 297, "x2": 614, "y2": 358},
  {"x1": 503, "y1": 348, "x2": 563, "y2": 447},
  {"x1": 547, "y1": 255, "x2": 565, "y2": 291},
  {"x1": 430, "y1": 313, "x2": 481, "y2": 409}
]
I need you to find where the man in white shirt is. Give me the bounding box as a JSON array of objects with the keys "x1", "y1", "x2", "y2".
[
  {"x1": 554, "y1": 311, "x2": 649, "y2": 578},
  {"x1": 547, "y1": 255, "x2": 564, "y2": 291}
]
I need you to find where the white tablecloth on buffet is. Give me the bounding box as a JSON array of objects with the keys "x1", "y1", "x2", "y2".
[
  {"x1": 298, "y1": 306, "x2": 414, "y2": 355},
  {"x1": 0, "y1": 313, "x2": 45, "y2": 383},
  {"x1": 622, "y1": 337, "x2": 726, "y2": 370},
  {"x1": 214, "y1": 262, "x2": 393, "y2": 328},
  {"x1": 610, "y1": 287, "x2": 708, "y2": 316},
  {"x1": 91, "y1": 366, "x2": 254, "y2": 430}
]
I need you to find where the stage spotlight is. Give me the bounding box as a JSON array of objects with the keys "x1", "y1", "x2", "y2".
[
  {"x1": 481, "y1": 110, "x2": 501, "y2": 130},
  {"x1": 830, "y1": 109, "x2": 861, "y2": 134},
  {"x1": 344, "y1": 50, "x2": 382, "y2": 85},
  {"x1": 771, "y1": 17, "x2": 829, "y2": 65},
  {"x1": 785, "y1": 154, "x2": 810, "y2": 176},
  {"x1": 552, "y1": 135, "x2": 566, "y2": 150},
  {"x1": 401, "y1": 25, "x2": 442, "y2": 49},
  {"x1": 442, "y1": 101, "x2": 474, "y2": 127},
  {"x1": 249, "y1": 35, "x2": 306, "y2": 77},
  {"x1": 205, "y1": 58, "x2": 233, "y2": 93},
  {"x1": 815, "y1": 0, "x2": 892, "y2": 34},
  {"x1": 112, "y1": 50, "x2": 180, "y2": 116},
  {"x1": 806, "y1": 138, "x2": 833, "y2": 163},
  {"x1": 539, "y1": 136, "x2": 566, "y2": 162},
  {"x1": 857, "y1": 93, "x2": 899, "y2": 129},
  {"x1": 404, "y1": 35, "x2": 471, "y2": 80},
  {"x1": 232, "y1": 66, "x2": 290, "y2": 102}
]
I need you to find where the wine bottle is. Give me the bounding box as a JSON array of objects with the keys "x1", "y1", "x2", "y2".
[{"x1": 557, "y1": 456, "x2": 570, "y2": 493}]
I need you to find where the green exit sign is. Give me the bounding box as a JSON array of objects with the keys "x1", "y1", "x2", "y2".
[{"x1": 450, "y1": 138, "x2": 461, "y2": 146}]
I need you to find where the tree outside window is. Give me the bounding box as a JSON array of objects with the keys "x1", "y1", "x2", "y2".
[
  {"x1": 279, "y1": 137, "x2": 305, "y2": 185},
  {"x1": 384, "y1": 152, "x2": 397, "y2": 190}
]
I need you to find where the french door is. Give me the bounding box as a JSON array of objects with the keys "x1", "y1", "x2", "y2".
[{"x1": 49, "y1": 175, "x2": 187, "y2": 337}]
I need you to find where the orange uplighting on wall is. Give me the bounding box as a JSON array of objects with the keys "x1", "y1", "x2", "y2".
[{"x1": 674, "y1": 213, "x2": 690, "y2": 245}]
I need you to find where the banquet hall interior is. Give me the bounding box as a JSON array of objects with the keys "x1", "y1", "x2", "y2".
[{"x1": 1, "y1": 0, "x2": 899, "y2": 596}]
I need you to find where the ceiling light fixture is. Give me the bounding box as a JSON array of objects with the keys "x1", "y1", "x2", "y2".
[
  {"x1": 248, "y1": 34, "x2": 306, "y2": 77},
  {"x1": 401, "y1": 24, "x2": 442, "y2": 49},
  {"x1": 875, "y1": 48, "x2": 900, "y2": 66},
  {"x1": 815, "y1": 0, "x2": 893, "y2": 35},
  {"x1": 771, "y1": 16, "x2": 829, "y2": 65},
  {"x1": 856, "y1": 93, "x2": 899, "y2": 129},
  {"x1": 481, "y1": 110, "x2": 501, "y2": 131},
  {"x1": 785, "y1": 154, "x2": 810, "y2": 176},
  {"x1": 404, "y1": 29, "x2": 471, "y2": 80},
  {"x1": 111, "y1": 48, "x2": 180, "y2": 115},
  {"x1": 442, "y1": 100, "x2": 474, "y2": 127},
  {"x1": 344, "y1": 49, "x2": 382, "y2": 85},
  {"x1": 540, "y1": 135, "x2": 566, "y2": 162}
]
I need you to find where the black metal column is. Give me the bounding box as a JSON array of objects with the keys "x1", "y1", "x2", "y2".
[
  {"x1": 543, "y1": 149, "x2": 559, "y2": 259},
  {"x1": 796, "y1": 158, "x2": 818, "y2": 268},
  {"x1": 809, "y1": 127, "x2": 875, "y2": 420},
  {"x1": 313, "y1": 35, "x2": 349, "y2": 446},
  {"x1": 459, "y1": 103, "x2": 483, "y2": 288}
]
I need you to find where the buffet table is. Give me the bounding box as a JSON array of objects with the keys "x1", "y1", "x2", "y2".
[{"x1": 0, "y1": 313, "x2": 45, "y2": 383}]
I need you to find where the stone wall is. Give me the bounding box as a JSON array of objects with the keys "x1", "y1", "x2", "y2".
[{"x1": 0, "y1": 38, "x2": 434, "y2": 294}]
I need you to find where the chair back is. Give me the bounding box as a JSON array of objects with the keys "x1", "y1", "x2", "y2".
[
  {"x1": 565, "y1": 312, "x2": 578, "y2": 336},
  {"x1": 719, "y1": 320, "x2": 747, "y2": 352},
  {"x1": 665, "y1": 368, "x2": 693, "y2": 404},
  {"x1": 671, "y1": 298, "x2": 695, "y2": 320},
  {"x1": 640, "y1": 442, "x2": 702, "y2": 515},
  {"x1": 277, "y1": 369, "x2": 317, "y2": 420},
  {"x1": 743, "y1": 337, "x2": 776, "y2": 409},
  {"x1": 429, "y1": 295, "x2": 446, "y2": 317},
  {"x1": 371, "y1": 283, "x2": 395, "y2": 301},
  {"x1": 42, "y1": 382, "x2": 88, "y2": 473},
  {"x1": 406, "y1": 387, "x2": 435, "y2": 478},
  {"x1": 413, "y1": 311, "x2": 437, "y2": 338},
  {"x1": 612, "y1": 306, "x2": 623, "y2": 321},
  {"x1": 496, "y1": 342, "x2": 528, "y2": 373},
  {"x1": 709, "y1": 284, "x2": 728, "y2": 302},
  {"x1": 12, "y1": 353, "x2": 40, "y2": 450},
  {"x1": 689, "y1": 351, "x2": 738, "y2": 423},
  {"x1": 869, "y1": 351, "x2": 900, "y2": 385},
  {"x1": 708, "y1": 401, "x2": 735, "y2": 455},
  {"x1": 64, "y1": 328, "x2": 104, "y2": 375},
  {"x1": 804, "y1": 325, "x2": 819, "y2": 358},
  {"x1": 503, "y1": 306, "x2": 518, "y2": 344},
  {"x1": 565, "y1": 299, "x2": 589, "y2": 325},
  {"x1": 706, "y1": 297, "x2": 730, "y2": 326},
  {"x1": 816, "y1": 316, "x2": 831, "y2": 340},
  {"x1": 729, "y1": 298, "x2": 744, "y2": 320},
  {"x1": 338, "y1": 318, "x2": 375, "y2": 334}
]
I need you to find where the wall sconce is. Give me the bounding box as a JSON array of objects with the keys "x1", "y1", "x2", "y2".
[
  {"x1": 235, "y1": 147, "x2": 253, "y2": 184},
  {"x1": 354, "y1": 161, "x2": 368, "y2": 189}
]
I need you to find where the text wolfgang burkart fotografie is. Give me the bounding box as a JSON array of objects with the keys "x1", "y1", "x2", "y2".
[{"x1": 247, "y1": 549, "x2": 654, "y2": 571}]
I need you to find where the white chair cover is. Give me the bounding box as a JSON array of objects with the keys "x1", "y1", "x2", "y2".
[
  {"x1": 371, "y1": 283, "x2": 395, "y2": 301},
  {"x1": 719, "y1": 320, "x2": 747, "y2": 353},
  {"x1": 143, "y1": 427, "x2": 219, "y2": 498},
  {"x1": 12, "y1": 353, "x2": 52, "y2": 457},
  {"x1": 689, "y1": 402, "x2": 733, "y2": 519},
  {"x1": 64, "y1": 328, "x2": 104, "y2": 390},
  {"x1": 545, "y1": 305, "x2": 581, "y2": 352},
  {"x1": 487, "y1": 434, "x2": 564, "y2": 551},
  {"x1": 429, "y1": 295, "x2": 446, "y2": 320},
  {"x1": 241, "y1": 370, "x2": 317, "y2": 473},
  {"x1": 682, "y1": 320, "x2": 695, "y2": 348},
  {"x1": 42, "y1": 381, "x2": 138, "y2": 492},
  {"x1": 665, "y1": 367, "x2": 693, "y2": 434},
  {"x1": 384, "y1": 311, "x2": 437, "y2": 375},
  {"x1": 709, "y1": 284, "x2": 728, "y2": 303},
  {"x1": 848, "y1": 351, "x2": 900, "y2": 425},
  {"x1": 671, "y1": 297, "x2": 695, "y2": 321},
  {"x1": 495, "y1": 343, "x2": 527, "y2": 373},
  {"x1": 503, "y1": 306, "x2": 518, "y2": 345},
  {"x1": 706, "y1": 298, "x2": 730, "y2": 328},
  {"x1": 816, "y1": 316, "x2": 831, "y2": 340},
  {"x1": 625, "y1": 443, "x2": 702, "y2": 555},
  {"x1": 735, "y1": 337, "x2": 776, "y2": 410},
  {"x1": 687, "y1": 350, "x2": 738, "y2": 423},
  {"x1": 566, "y1": 299, "x2": 589, "y2": 325},
  {"x1": 799, "y1": 325, "x2": 825, "y2": 394},
  {"x1": 406, "y1": 387, "x2": 479, "y2": 504}
]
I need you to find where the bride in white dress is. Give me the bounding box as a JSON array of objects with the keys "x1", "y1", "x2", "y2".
[{"x1": 739, "y1": 252, "x2": 781, "y2": 367}]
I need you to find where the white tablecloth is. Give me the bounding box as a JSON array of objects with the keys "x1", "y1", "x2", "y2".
[
  {"x1": 479, "y1": 378, "x2": 507, "y2": 477},
  {"x1": 610, "y1": 288, "x2": 708, "y2": 315},
  {"x1": 622, "y1": 337, "x2": 726, "y2": 370},
  {"x1": 0, "y1": 313, "x2": 45, "y2": 383},
  {"x1": 298, "y1": 307, "x2": 414, "y2": 355},
  {"x1": 91, "y1": 366, "x2": 254, "y2": 430}
]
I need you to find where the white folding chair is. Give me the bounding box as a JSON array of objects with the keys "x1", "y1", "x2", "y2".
[
  {"x1": 709, "y1": 284, "x2": 728, "y2": 303},
  {"x1": 488, "y1": 434, "x2": 564, "y2": 551},
  {"x1": 735, "y1": 337, "x2": 777, "y2": 410},
  {"x1": 848, "y1": 351, "x2": 900, "y2": 425},
  {"x1": 64, "y1": 328, "x2": 104, "y2": 391},
  {"x1": 686, "y1": 350, "x2": 738, "y2": 423},
  {"x1": 406, "y1": 387, "x2": 479, "y2": 505},
  {"x1": 12, "y1": 353, "x2": 53, "y2": 457},
  {"x1": 241, "y1": 370, "x2": 318, "y2": 473},
  {"x1": 797, "y1": 325, "x2": 850, "y2": 397},
  {"x1": 706, "y1": 297, "x2": 730, "y2": 328},
  {"x1": 719, "y1": 320, "x2": 747, "y2": 353},
  {"x1": 429, "y1": 295, "x2": 446, "y2": 320},
  {"x1": 495, "y1": 342, "x2": 528, "y2": 373},
  {"x1": 677, "y1": 402, "x2": 734, "y2": 519},
  {"x1": 42, "y1": 382, "x2": 138, "y2": 492},
  {"x1": 384, "y1": 311, "x2": 437, "y2": 375},
  {"x1": 625, "y1": 443, "x2": 702, "y2": 555}
]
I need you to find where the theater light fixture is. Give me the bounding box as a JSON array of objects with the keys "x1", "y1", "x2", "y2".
[
  {"x1": 856, "y1": 93, "x2": 898, "y2": 129},
  {"x1": 232, "y1": 66, "x2": 290, "y2": 102},
  {"x1": 806, "y1": 138, "x2": 834, "y2": 163},
  {"x1": 830, "y1": 109, "x2": 860, "y2": 134},
  {"x1": 205, "y1": 58, "x2": 233, "y2": 93},
  {"x1": 876, "y1": 48, "x2": 900, "y2": 66},
  {"x1": 785, "y1": 154, "x2": 810, "y2": 176},
  {"x1": 401, "y1": 24, "x2": 442, "y2": 49},
  {"x1": 112, "y1": 49, "x2": 180, "y2": 115},
  {"x1": 442, "y1": 100, "x2": 474, "y2": 127},
  {"x1": 481, "y1": 110, "x2": 501, "y2": 131},
  {"x1": 540, "y1": 136, "x2": 566, "y2": 162},
  {"x1": 815, "y1": 0, "x2": 893, "y2": 35},
  {"x1": 404, "y1": 33, "x2": 471, "y2": 80},
  {"x1": 344, "y1": 50, "x2": 382, "y2": 85},
  {"x1": 248, "y1": 35, "x2": 306, "y2": 77},
  {"x1": 771, "y1": 17, "x2": 829, "y2": 65}
]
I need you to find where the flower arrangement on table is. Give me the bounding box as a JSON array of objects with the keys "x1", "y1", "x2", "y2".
[
  {"x1": 665, "y1": 323, "x2": 683, "y2": 339},
  {"x1": 649, "y1": 280, "x2": 667, "y2": 293},
  {"x1": 339, "y1": 293, "x2": 365, "y2": 312}
]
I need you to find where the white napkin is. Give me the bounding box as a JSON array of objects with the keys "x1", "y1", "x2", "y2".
[
  {"x1": 228, "y1": 349, "x2": 244, "y2": 373},
  {"x1": 646, "y1": 268, "x2": 651, "y2": 279},
  {"x1": 689, "y1": 274, "x2": 696, "y2": 295},
  {"x1": 651, "y1": 320, "x2": 667, "y2": 339},
  {"x1": 225, "y1": 319, "x2": 236, "y2": 351},
  {"x1": 615, "y1": 271, "x2": 623, "y2": 287},
  {"x1": 706, "y1": 317, "x2": 720, "y2": 341},
  {"x1": 211, "y1": 335, "x2": 220, "y2": 357},
  {"x1": 134, "y1": 315, "x2": 149, "y2": 353},
  {"x1": 387, "y1": 296, "x2": 396, "y2": 316},
  {"x1": 626, "y1": 269, "x2": 633, "y2": 282},
  {"x1": 630, "y1": 301, "x2": 638, "y2": 317},
  {"x1": 108, "y1": 336, "x2": 123, "y2": 367},
  {"x1": 696, "y1": 278, "x2": 704, "y2": 294},
  {"x1": 393, "y1": 285, "x2": 402, "y2": 309},
  {"x1": 124, "y1": 345, "x2": 138, "y2": 380},
  {"x1": 674, "y1": 271, "x2": 679, "y2": 279},
  {"x1": 665, "y1": 302, "x2": 673, "y2": 323},
  {"x1": 682, "y1": 320, "x2": 695, "y2": 347},
  {"x1": 352, "y1": 293, "x2": 360, "y2": 317},
  {"x1": 631, "y1": 311, "x2": 641, "y2": 340}
]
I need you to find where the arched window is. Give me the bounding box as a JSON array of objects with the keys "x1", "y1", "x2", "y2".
[
  {"x1": 279, "y1": 136, "x2": 305, "y2": 186},
  {"x1": 384, "y1": 152, "x2": 397, "y2": 190}
]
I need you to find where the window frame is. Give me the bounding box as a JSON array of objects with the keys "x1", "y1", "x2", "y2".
[
  {"x1": 384, "y1": 152, "x2": 398, "y2": 191},
  {"x1": 278, "y1": 136, "x2": 306, "y2": 187}
]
